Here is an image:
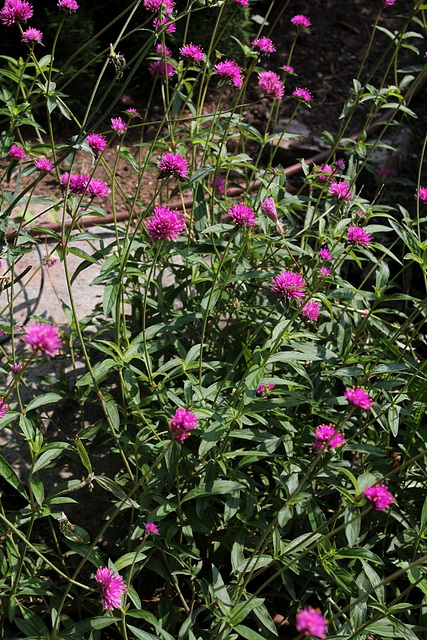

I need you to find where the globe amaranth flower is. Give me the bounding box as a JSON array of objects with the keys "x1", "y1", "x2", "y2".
[
  {"x1": 153, "y1": 15, "x2": 176, "y2": 33},
  {"x1": 382, "y1": 0, "x2": 396, "y2": 6},
  {"x1": 23, "y1": 322, "x2": 62, "y2": 357},
  {"x1": 95, "y1": 567, "x2": 126, "y2": 611},
  {"x1": 261, "y1": 197, "x2": 278, "y2": 222},
  {"x1": 0, "y1": 398, "x2": 8, "y2": 419},
  {"x1": 313, "y1": 424, "x2": 345, "y2": 452},
  {"x1": 415, "y1": 186, "x2": 427, "y2": 204},
  {"x1": 344, "y1": 386, "x2": 373, "y2": 410},
  {"x1": 156, "y1": 42, "x2": 172, "y2": 56},
  {"x1": 320, "y1": 266, "x2": 331, "y2": 276},
  {"x1": 257, "y1": 384, "x2": 274, "y2": 396},
  {"x1": 252, "y1": 37, "x2": 275, "y2": 54},
  {"x1": 258, "y1": 70, "x2": 284, "y2": 100},
  {"x1": 43, "y1": 251, "x2": 59, "y2": 267},
  {"x1": 180, "y1": 43, "x2": 205, "y2": 62},
  {"x1": 335, "y1": 158, "x2": 346, "y2": 170},
  {"x1": 347, "y1": 226, "x2": 372, "y2": 246},
  {"x1": 291, "y1": 14, "x2": 311, "y2": 28},
  {"x1": 111, "y1": 117, "x2": 126, "y2": 135},
  {"x1": 146, "y1": 206, "x2": 185, "y2": 241},
  {"x1": 158, "y1": 152, "x2": 189, "y2": 180},
  {"x1": 271, "y1": 270, "x2": 306, "y2": 300},
  {"x1": 214, "y1": 60, "x2": 244, "y2": 89},
  {"x1": 21, "y1": 27, "x2": 42, "y2": 43},
  {"x1": 57, "y1": 0, "x2": 79, "y2": 10},
  {"x1": 318, "y1": 248, "x2": 332, "y2": 261},
  {"x1": 125, "y1": 107, "x2": 139, "y2": 117},
  {"x1": 87, "y1": 178, "x2": 110, "y2": 198},
  {"x1": 232, "y1": 0, "x2": 249, "y2": 6},
  {"x1": 329, "y1": 180, "x2": 353, "y2": 200},
  {"x1": 34, "y1": 158, "x2": 54, "y2": 172},
  {"x1": 170, "y1": 408, "x2": 199, "y2": 442},
  {"x1": 296, "y1": 607, "x2": 328, "y2": 639},
  {"x1": 144, "y1": 0, "x2": 175, "y2": 12},
  {"x1": 364, "y1": 484, "x2": 395, "y2": 510},
  {"x1": 282, "y1": 64, "x2": 295, "y2": 74},
  {"x1": 228, "y1": 204, "x2": 256, "y2": 228},
  {"x1": 293, "y1": 87, "x2": 312, "y2": 104},
  {"x1": 301, "y1": 300, "x2": 321, "y2": 322},
  {"x1": 11, "y1": 361, "x2": 22, "y2": 373},
  {"x1": 209, "y1": 176, "x2": 230, "y2": 196},
  {"x1": 314, "y1": 163, "x2": 335, "y2": 181},
  {"x1": 0, "y1": 0, "x2": 33, "y2": 25},
  {"x1": 376, "y1": 167, "x2": 394, "y2": 183},
  {"x1": 86, "y1": 132, "x2": 107, "y2": 155},
  {"x1": 145, "y1": 522, "x2": 160, "y2": 535},
  {"x1": 9, "y1": 144, "x2": 26, "y2": 160},
  {"x1": 149, "y1": 59, "x2": 176, "y2": 78},
  {"x1": 60, "y1": 172, "x2": 90, "y2": 195}
]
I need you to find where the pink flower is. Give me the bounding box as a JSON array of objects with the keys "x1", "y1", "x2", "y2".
[
  {"x1": 252, "y1": 37, "x2": 275, "y2": 54},
  {"x1": 232, "y1": 0, "x2": 249, "y2": 5},
  {"x1": 125, "y1": 107, "x2": 139, "y2": 117},
  {"x1": 329, "y1": 180, "x2": 353, "y2": 200},
  {"x1": 153, "y1": 15, "x2": 176, "y2": 33},
  {"x1": 209, "y1": 176, "x2": 229, "y2": 196},
  {"x1": 344, "y1": 386, "x2": 373, "y2": 410},
  {"x1": 60, "y1": 172, "x2": 90, "y2": 195},
  {"x1": 214, "y1": 60, "x2": 244, "y2": 89},
  {"x1": 296, "y1": 607, "x2": 328, "y2": 639},
  {"x1": 111, "y1": 117, "x2": 127, "y2": 135},
  {"x1": 21, "y1": 27, "x2": 42, "y2": 43},
  {"x1": 11, "y1": 362, "x2": 22, "y2": 373},
  {"x1": 95, "y1": 567, "x2": 126, "y2": 610},
  {"x1": 271, "y1": 270, "x2": 306, "y2": 300},
  {"x1": 57, "y1": 0, "x2": 79, "y2": 10},
  {"x1": 347, "y1": 226, "x2": 372, "y2": 246},
  {"x1": 376, "y1": 167, "x2": 394, "y2": 183},
  {"x1": 415, "y1": 187, "x2": 427, "y2": 204},
  {"x1": 146, "y1": 206, "x2": 185, "y2": 241},
  {"x1": 87, "y1": 178, "x2": 110, "y2": 198},
  {"x1": 149, "y1": 59, "x2": 176, "y2": 78},
  {"x1": 382, "y1": 0, "x2": 396, "y2": 6},
  {"x1": 180, "y1": 43, "x2": 205, "y2": 62},
  {"x1": 43, "y1": 251, "x2": 59, "y2": 267},
  {"x1": 145, "y1": 522, "x2": 160, "y2": 535},
  {"x1": 156, "y1": 42, "x2": 172, "y2": 56},
  {"x1": 261, "y1": 197, "x2": 278, "y2": 222},
  {"x1": 318, "y1": 248, "x2": 332, "y2": 261},
  {"x1": 158, "y1": 152, "x2": 189, "y2": 179},
  {"x1": 314, "y1": 163, "x2": 335, "y2": 181},
  {"x1": 0, "y1": 0, "x2": 33, "y2": 25},
  {"x1": 34, "y1": 158, "x2": 53, "y2": 172},
  {"x1": 170, "y1": 408, "x2": 199, "y2": 442},
  {"x1": 228, "y1": 204, "x2": 256, "y2": 227},
  {"x1": 0, "y1": 398, "x2": 8, "y2": 419},
  {"x1": 282, "y1": 64, "x2": 295, "y2": 74},
  {"x1": 364, "y1": 484, "x2": 395, "y2": 510},
  {"x1": 9, "y1": 144, "x2": 26, "y2": 160},
  {"x1": 335, "y1": 158, "x2": 346, "y2": 170},
  {"x1": 313, "y1": 424, "x2": 344, "y2": 452},
  {"x1": 23, "y1": 322, "x2": 62, "y2": 357},
  {"x1": 320, "y1": 266, "x2": 331, "y2": 276},
  {"x1": 293, "y1": 87, "x2": 312, "y2": 103},
  {"x1": 86, "y1": 132, "x2": 107, "y2": 155},
  {"x1": 144, "y1": 0, "x2": 174, "y2": 12},
  {"x1": 301, "y1": 300, "x2": 321, "y2": 322},
  {"x1": 291, "y1": 14, "x2": 311, "y2": 28},
  {"x1": 257, "y1": 384, "x2": 275, "y2": 396},
  {"x1": 258, "y1": 70, "x2": 284, "y2": 100}
]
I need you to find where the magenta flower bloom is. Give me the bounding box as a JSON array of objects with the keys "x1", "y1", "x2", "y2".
[
  {"x1": 313, "y1": 424, "x2": 344, "y2": 452},
  {"x1": 296, "y1": 607, "x2": 328, "y2": 639},
  {"x1": 318, "y1": 248, "x2": 332, "y2": 261},
  {"x1": 180, "y1": 43, "x2": 205, "y2": 62},
  {"x1": 153, "y1": 15, "x2": 176, "y2": 33},
  {"x1": 170, "y1": 408, "x2": 199, "y2": 442},
  {"x1": 301, "y1": 300, "x2": 321, "y2": 322},
  {"x1": 87, "y1": 178, "x2": 110, "y2": 198},
  {"x1": 293, "y1": 87, "x2": 312, "y2": 103},
  {"x1": 232, "y1": 0, "x2": 249, "y2": 5},
  {"x1": 9, "y1": 144, "x2": 26, "y2": 160},
  {"x1": 382, "y1": 0, "x2": 396, "y2": 6},
  {"x1": 0, "y1": 398, "x2": 8, "y2": 419},
  {"x1": 252, "y1": 37, "x2": 275, "y2": 54},
  {"x1": 344, "y1": 386, "x2": 373, "y2": 410},
  {"x1": 329, "y1": 180, "x2": 353, "y2": 200},
  {"x1": 364, "y1": 484, "x2": 395, "y2": 510},
  {"x1": 257, "y1": 384, "x2": 274, "y2": 396},
  {"x1": 95, "y1": 567, "x2": 126, "y2": 611},
  {"x1": 60, "y1": 172, "x2": 90, "y2": 195},
  {"x1": 11, "y1": 361, "x2": 22, "y2": 373},
  {"x1": 86, "y1": 132, "x2": 107, "y2": 155},
  {"x1": 209, "y1": 176, "x2": 229, "y2": 196},
  {"x1": 145, "y1": 522, "x2": 160, "y2": 535},
  {"x1": 214, "y1": 60, "x2": 244, "y2": 89},
  {"x1": 228, "y1": 204, "x2": 256, "y2": 227},
  {"x1": 271, "y1": 270, "x2": 306, "y2": 300},
  {"x1": 21, "y1": 27, "x2": 42, "y2": 43},
  {"x1": 258, "y1": 70, "x2": 284, "y2": 100},
  {"x1": 158, "y1": 152, "x2": 189, "y2": 180},
  {"x1": 111, "y1": 117, "x2": 127, "y2": 135},
  {"x1": 23, "y1": 322, "x2": 62, "y2": 357},
  {"x1": 0, "y1": 0, "x2": 33, "y2": 25},
  {"x1": 156, "y1": 42, "x2": 172, "y2": 56},
  {"x1": 335, "y1": 158, "x2": 346, "y2": 170},
  {"x1": 320, "y1": 266, "x2": 331, "y2": 276},
  {"x1": 291, "y1": 14, "x2": 311, "y2": 28},
  {"x1": 149, "y1": 59, "x2": 176, "y2": 78},
  {"x1": 261, "y1": 197, "x2": 278, "y2": 222},
  {"x1": 415, "y1": 186, "x2": 427, "y2": 204},
  {"x1": 347, "y1": 226, "x2": 372, "y2": 246},
  {"x1": 125, "y1": 107, "x2": 139, "y2": 117},
  {"x1": 376, "y1": 167, "x2": 394, "y2": 183},
  {"x1": 146, "y1": 206, "x2": 185, "y2": 241},
  {"x1": 57, "y1": 0, "x2": 79, "y2": 10},
  {"x1": 34, "y1": 158, "x2": 54, "y2": 172},
  {"x1": 314, "y1": 163, "x2": 336, "y2": 181},
  {"x1": 43, "y1": 251, "x2": 59, "y2": 267},
  {"x1": 282, "y1": 64, "x2": 295, "y2": 74},
  {"x1": 144, "y1": 0, "x2": 175, "y2": 12}
]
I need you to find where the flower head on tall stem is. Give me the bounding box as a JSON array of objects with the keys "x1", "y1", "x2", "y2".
[
  {"x1": 86, "y1": 132, "x2": 107, "y2": 155},
  {"x1": 158, "y1": 152, "x2": 189, "y2": 179},
  {"x1": 11, "y1": 361, "x2": 22, "y2": 373},
  {"x1": 301, "y1": 300, "x2": 321, "y2": 322},
  {"x1": 258, "y1": 70, "x2": 284, "y2": 100},
  {"x1": 252, "y1": 37, "x2": 275, "y2": 54},
  {"x1": 313, "y1": 424, "x2": 344, "y2": 452},
  {"x1": 111, "y1": 117, "x2": 126, "y2": 135},
  {"x1": 60, "y1": 172, "x2": 89, "y2": 195},
  {"x1": 144, "y1": 0, "x2": 174, "y2": 12},
  {"x1": 21, "y1": 27, "x2": 42, "y2": 43},
  {"x1": 228, "y1": 204, "x2": 256, "y2": 227},
  {"x1": 271, "y1": 270, "x2": 306, "y2": 300},
  {"x1": 261, "y1": 197, "x2": 278, "y2": 222},
  {"x1": 170, "y1": 408, "x2": 198, "y2": 442},
  {"x1": 347, "y1": 226, "x2": 372, "y2": 246},
  {"x1": 87, "y1": 178, "x2": 110, "y2": 198},
  {"x1": 232, "y1": 0, "x2": 249, "y2": 6},
  {"x1": 0, "y1": 398, "x2": 8, "y2": 419},
  {"x1": 153, "y1": 15, "x2": 176, "y2": 33},
  {"x1": 329, "y1": 180, "x2": 353, "y2": 200},
  {"x1": 344, "y1": 386, "x2": 373, "y2": 410},
  {"x1": 290, "y1": 14, "x2": 311, "y2": 29},
  {"x1": 318, "y1": 248, "x2": 333, "y2": 261},
  {"x1": 415, "y1": 187, "x2": 427, "y2": 204},
  {"x1": 292, "y1": 87, "x2": 312, "y2": 104},
  {"x1": 57, "y1": 0, "x2": 79, "y2": 11},
  {"x1": 9, "y1": 144, "x2": 26, "y2": 160},
  {"x1": 95, "y1": 567, "x2": 126, "y2": 610},
  {"x1": 296, "y1": 607, "x2": 328, "y2": 638},
  {"x1": 180, "y1": 43, "x2": 205, "y2": 62},
  {"x1": 214, "y1": 60, "x2": 244, "y2": 88},
  {"x1": 149, "y1": 59, "x2": 176, "y2": 78},
  {"x1": 145, "y1": 522, "x2": 160, "y2": 535},
  {"x1": 23, "y1": 322, "x2": 62, "y2": 357},
  {"x1": 0, "y1": 0, "x2": 33, "y2": 25},
  {"x1": 146, "y1": 206, "x2": 185, "y2": 241},
  {"x1": 282, "y1": 64, "x2": 295, "y2": 74},
  {"x1": 364, "y1": 484, "x2": 394, "y2": 510},
  {"x1": 34, "y1": 158, "x2": 54, "y2": 172}
]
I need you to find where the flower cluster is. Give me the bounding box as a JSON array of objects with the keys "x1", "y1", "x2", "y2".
[
  {"x1": 158, "y1": 152, "x2": 189, "y2": 179},
  {"x1": 0, "y1": 398, "x2": 8, "y2": 419},
  {"x1": 232, "y1": 0, "x2": 249, "y2": 6},
  {"x1": 257, "y1": 384, "x2": 275, "y2": 396},
  {"x1": 23, "y1": 322, "x2": 62, "y2": 357},
  {"x1": 145, "y1": 522, "x2": 160, "y2": 535},
  {"x1": 180, "y1": 43, "x2": 204, "y2": 62},
  {"x1": 261, "y1": 197, "x2": 278, "y2": 222},
  {"x1": 34, "y1": 158, "x2": 54, "y2": 172},
  {"x1": 57, "y1": 0, "x2": 79, "y2": 11},
  {"x1": 95, "y1": 567, "x2": 126, "y2": 610},
  {"x1": 60, "y1": 173, "x2": 109, "y2": 197},
  {"x1": 301, "y1": 300, "x2": 321, "y2": 322},
  {"x1": 149, "y1": 59, "x2": 176, "y2": 78},
  {"x1": 214, "y1": 60, "x2": 243, "y2": 89},
  {"x1": 344, "y1": 386, "x2": 372, "y2": 410},
  {"x1": 153, "y1": 15, "x2": 175, "y2": 33},
  {"x1": 146, "y1": 206, "x2": 185, "y2": 241},
  {"x1": 347, "y1": 226, "x2": 372, "y2": 246},
  {"x1": 252, "y1": 37, "x2": 275, "y2": 54},
  {"x1": 291, "y1": 14, "x2": 311, "y2": 28},
  {"x1": 144, "y1": 0, "x2": 175, "y2": 12},
  {"x1": 111, "y1": 117, "x2": 126, "y2": 135},
  {"x1": 9, "y1": 144, "x2": 26, "y2": 160},
  {"x1": 228, "y1": 204, "x2": 256, "y2": 227},
  {"x1": 258, "y1": 70, "x2": 284, "y2": 100},
  {"x1": 271, "y1": 270, "x2": 306, "y2": 300},
  {"x1": 318, "y1": 248, "x2": 332, "y2": 261},
  {"x1": 415, "y1": 186, "x2": 427, "y2": 204},
  {"x1": 21, "y1": 27, "x2": 42, "y2": 43},
  {"x1": 86, "y1": 132, "x2": 107, "y2": 155},
  {"x1": 293, "y1": 87, "x2": 312, "y2": 103},
  {"x1": 209, "y1": 176, "x2": 230, "y2": 196},
  {"x1": 282, "y1": 64, "x2": 295, "y2": 74},
  {"x1": 0, "y1": 0, "x2": 33, "y2": 25},
  {"x1": 329, "y1": 180, "x2": 353, "y2": 200},
  {"x1": 170, "y1": 408, "x2": 198, "y2": 442},
  {"x1": 296, "y1": 607, "x2": 328, "y2": 638},
  {"x1": 364, "y1": 484, "x2": 395, "y2": 510},
  {"x1": 313, "y1": 424, "x2": 344, "y2": 452}
]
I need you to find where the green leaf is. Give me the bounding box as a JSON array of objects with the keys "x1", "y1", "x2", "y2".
[
  {"x1": 75, "y1": 437, "x2": 92, "y2": 474},
  {"x1": 0, "y1": 454, "x2": 29, "y2": 499},
  {"x1": 212, "y1": 565, "x2": 232, "y2": 614},
  {"x1": 183, "y1": 480, "x2": 245, "y2": 502},
  {"x1": 234, "y1": 624, "x2": 267, "y2": 640},
  {"x1": 33, "y1": 448, "x2": 66, "y2": 473},
  {"x1": 188, "y1": 164, "x2": 214, "y2": 186}
]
